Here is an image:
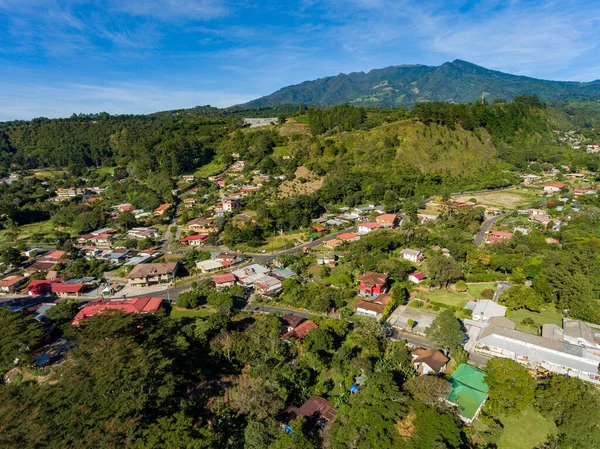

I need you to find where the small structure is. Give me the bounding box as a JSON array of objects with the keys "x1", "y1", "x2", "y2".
[
  {"x1": 354, "y1": 293, "x2": 391, "y2": 318},
  {"x1": 180, "y1": 234, "x2": 209, "y2": 246},
  {"x1": 281, "y1": 315, "x2": 305, "y2": 333},
  {"x1": 401, "y1": 249, "x2": 423, "y2": 263},
  {"x1": 446, "y1": 364, "x2": 489, "y2": 424},
  {"x1": 186, "y1": 217, "x2": 217, "y2": 234},
  {"x1": 376, "y1": 213, "x2": 398, "y2": 228},
  {"x1": 51, "y1": 283, "x2": 85, "y2": 297},
  {"x1": 471, "y1": 300, "x2": 507, "y2": 322},
  {"x1": 357, "y1": 222, "x2": 383, "y2": 235},
  {"x1": 337, "y1": 232, "x2": 360, "y2": 243},
  {"x1": 153, "y1": 203, "x2": 172, "y2": 216},
  {"x1": 311, "y1": 224, "x2": 328, "y2": 233},
  {"x1": 282, "y1": 396, "x2": 337, "y2": 432},
  {"x1": 358, "y1": 272, "x2": 388, "y2": 297},
  {"x1": 324, "y1": 238, "x2": 343, "y2": 249},
  {"x1": 212, "y1": 273, "x2": 236, "y2": 289},
  {"x1": 408, "y1": 271, "x2": 425, "y2": 284},
  {"x1": 0, "y1": 275, "x2": 27, "y2": 293},
  {"x1": 543, "y1": 184, "x2": 564, "y2": 193},
  {"x1": 284, "y1": 320, "x2": 318, "y2": 339},
  {"x1": 411, "y1": 347, "x2": 449, "y2": 375},
  {"x1": 486, "y1": 230, "x2": 514, "y2": 244}
]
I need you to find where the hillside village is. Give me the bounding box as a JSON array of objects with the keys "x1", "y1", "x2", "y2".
[{"x1": 2, "y1": 102, "x2": 600, "y2": 448}]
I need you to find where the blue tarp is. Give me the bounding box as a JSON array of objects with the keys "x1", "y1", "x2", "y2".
[{"x1": 36, "y1": 353, "x2": 50, "y2": 367}]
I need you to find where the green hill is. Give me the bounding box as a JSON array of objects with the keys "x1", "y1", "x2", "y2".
[{"x1": 240, "y1": 60, "x2": 600, "y2": 108}]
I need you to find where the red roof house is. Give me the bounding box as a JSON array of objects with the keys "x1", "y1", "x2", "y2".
[
  {"x1": 376, "y1": 213, "x2": 398, "y2": 228},
  {"x1": 26, "y1": 279, "x2": 52, "y2": 296},
  {"x1": 51, "y1": 283, "x2": 85, "y2": 296},
  {"x1": 46, "y1": 250, "x2": 66, "y2": 260},
  {"x1": 212, "y1": 273, "x2": 236, "y2": 288},
  {"x1": 359, "y1": 272, "x2": 389, "y2": 297},
  {"x1": 311, "y1": 225, "x2": 327, "y2": 233},
  {"x1": 72, "y1": 297, "x2": 164, "y2": 324},
  {"x1": 354, "y1": 293, "x2": 391, "y2": 317},
  {"x1": 408, "y1": 271, "x2": 425, "y2": 284},
  {"x1": 337, "y1": 232, "x2": 360, "y2": 242},
  {"x1": 180, "y1": 234, "x2": 209, "y2": 246},
  {"x1": 284, "y1": 320, "x2": 318, "y2": 339}
]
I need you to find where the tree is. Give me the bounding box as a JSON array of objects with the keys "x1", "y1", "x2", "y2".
[
  {"x1": 404, "y1": 375, "x2": 451, "y2": 408},
  {"x1": 0, "y1": 309, "x2": 44, "y2": 375},
  {"x1": 485, "y1": 358, "x2": 536, "y2": 415},
  {"x1": 427, "y1": 255, "x2": 463, "y2": 289},
  {"x1": 45, "y1": 299, "x2": 80, "y2": 324},
  {"x1": 207, "y1": 291, "x2": 234, "y2": 314},
  {"x1": 1, "y1": 245, "x2": 24, "y2": 267},
  {"x1": 499, "y1": 285, "x2": 542, "y2": 311},
  {"x1": 425, "y1": 309, "x2": 465, "y2": 354},
  {"x1": 118, "y1": 210, "x2": 137, "y2": 230}
]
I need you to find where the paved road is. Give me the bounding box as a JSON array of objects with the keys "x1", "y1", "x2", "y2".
[
  {"x1": 245, "y1": 303, "x2": 312, "y2": 319},
  {"x1": 474, "y1": 213, "x2": 508, "y2": 248}
]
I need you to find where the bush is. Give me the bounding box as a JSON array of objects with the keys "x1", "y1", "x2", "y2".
[
  {"x1": 521, "y1": 317, "x2": 535, "y2": 326},
  {"x1": 463, "y1": 309, "x2": 473, "y2": 317},
  {"x1": 454, "y1": 280, "x2": 468, "y2": 292},
  {"x1": 409, "y1": 300, "x2": 423, "y2": 308},
  {"x1": 176, "y1": 291, "x2": 200, "y2": 309},
  {"x1": 481, "y1": 288, "x2": 495, "y2": 299}
]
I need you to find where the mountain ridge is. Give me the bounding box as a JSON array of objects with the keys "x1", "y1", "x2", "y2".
[{"x1": 239, "y1": 60, "x2": 600, "y2": 108}]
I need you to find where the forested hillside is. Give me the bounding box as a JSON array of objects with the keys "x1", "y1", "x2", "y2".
[{"x1": 240, "y1": 60, "x2": 600, "y2": 108}]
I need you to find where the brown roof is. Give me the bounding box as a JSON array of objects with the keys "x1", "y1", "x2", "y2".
[
  {"x1": 281, "y1": 314, "x2": 305, "y2": 329},
  {"x1": 187, "y1": 217, "x2": 214, "y2": 227},
  {"x1": 359, "y1": 271, "x2": 389, "y2": 286},
  {"x1": 354, "y1": 293, "x2": 391, "y2": 314},
  {"x1": 127, "y1": 262, "x2": 178, "y2": 279},
  {"x1": 487, "y1": 316, "x2": 516, "y2": 330},
  {"x1": 0, "y1": 275, "x2": 25, "y2": 288},
  {"x1": 376, "y1": 213, "x2": 398, "y2": 224},
  {"x1": 284, "y1": 320, "x2": 318, "y2": 339},
  {"x1": 411, "y1": 348, "x2": 450, "y2": 373},
  {"x1": 287, "y1": 396, "x2": 337, "y2": 423}
]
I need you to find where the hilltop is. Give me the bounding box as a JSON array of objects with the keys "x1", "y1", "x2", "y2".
[{"x1": 240, "y1": 60, "x2": 600, "y2": 108}]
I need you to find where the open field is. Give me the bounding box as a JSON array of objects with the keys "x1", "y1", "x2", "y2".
[
  {"x1": 278, "y1": 166, "x2": 324, "y2": 198},
  {"x1": 93, "y1": 167, "x2": 115, "y2": 176},
  {"x1": 0, "y1": 220, "x2": 60, "y2": 244},
  {"x1": 234, "y1": 233, "x2": 305, "y2": 253},
  {"x1": 417, "y1": 290, "x2": 471, "y2": 309},
  {"x1": 170, "y1": 306, "x2": 215, "y2": 319},
  {"x1": 508, "y1": 305, "x2": 564, "y2": 334},
  {"x1": 466, "y1": 283, "x2": 496, "y2": 298},
  {"x1": 497, "y1": 407, "x2": 557, "y2": 449},
  {"x1": 454, "y1": 189, "x2": 538, "y2": 209},
  {"x1": 279, "y1": 118, "x2": 311, "y2": 136},
  {"x1": 193, "y1": 160, "x2": 227, "y2": 178},
  {"x1": 272, "y1": 146, "x2": 291, "y2": 157}
]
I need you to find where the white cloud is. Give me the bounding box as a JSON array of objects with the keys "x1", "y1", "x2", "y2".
[{"x1": 0, "y1": 82, "x2": 257, "y2": 121}]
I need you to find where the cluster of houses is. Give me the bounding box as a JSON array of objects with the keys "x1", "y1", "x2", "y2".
[
  {"x1": 323, "y1": 212, "x2": 402, "y2": 249},
  {"x1": 209, "y1": 263, "x2": 298, "y2": 297}
]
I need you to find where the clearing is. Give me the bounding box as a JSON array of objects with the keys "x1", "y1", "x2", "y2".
[
  {"x1": 194, "y1": 160, "x2": 227, "y2": 178},
  {"x1": 417, "y1": 290, "x2": 471, "y2": 309},
  {"x1": 497, "y1": 407, "x2": 557, "y2": 449},
  {"x1": 507, "y1": 305, "x2": 564, "y2": 334},
  {"x1": 454, "y1": 189, "x2": 538, "y2": 209},
  {"x1": 279, "y1": 118, "x2": 311, "y2": 136},
  {"x1": 170, "y1": 307, "x2": 215, "y2": 319},
  {"x1": 234, "y1": 232, "x2": 305, "y2": 253},
  {"x1": 0, "y1": 220, "x2": 61, "y2": 244},
  {"x1": 278, "y1": 166, "x2": 324, "y2": 198}
]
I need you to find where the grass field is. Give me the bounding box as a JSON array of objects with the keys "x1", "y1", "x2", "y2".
[
  {"x1": 497, "y1": 407, "x2": 557, "y2": 449},
  {"x1": 234, "y1": 233, "x2": 304, "y2": 253},
  {"x1": 93, "y1": 167, "x2": 115, "y2": 175},
  {"x1": 418, "y1": 290, "x2": 472, "y2": 309},
  {"x1": 467, "y1": 283, "x2": 496, "y2": 299},
  {"x1": 454, "y1": 188, "x2": 539, "y2": 209},
  {"x1": 193, "y1": 160, "x2": 227, "y2": 178},
  {"x1": 0, "y1": 220, "x2": 60, "y2": 243},
  {"x1": 272, "y1": 146, "x2": 291, "y2": 157},
  {"x1": 508, "y1": 305, "x2": 564, "y2": 334},
  {"x1": 170, "y1": 307, "x2": 215, "y2": 319}
]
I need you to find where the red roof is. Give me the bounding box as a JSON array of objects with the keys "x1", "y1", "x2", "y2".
[
  {"x1": 51, "y1": 283, "x2": 84, "y2": 294},
  {"x1": 488, "y1": 230, "x2": 514, "y2": 238},
  {"x1": 284, "y1": 320, "x2": 318, "y2": 339},
  {"x1": 72, "y1": 297, "x2": 163, "y2": 324},
  {"x1": 180, "y1": 234, "x2": 209, "y2": 243},
  {"x1": 311, "y1": 225, "x2": 327, "y2": 232},
  {"x1": 213, "y1": 273, "x2": 236, "y2": 284},
  {"x1": 338, "y1": 232, "x2": 358, "y2": 241},
  {"x1": 119, "y1": 204, "x2": 134, "y2": 211},
  {"x1": 544, "y1": 183, "x2": 565, "y2": 189},
  {"x1": 410, "y1": 271, "x2": 425, "y2": 281},
  {"x1": 46, "y1": 250, "x2": 66, "y2": 259},
  {"x1": 359, "y1": 222, "x2": 382, "y2": 229},
  {"x1": 26, "y1": 279, "x2": 52, "y2": 295}
]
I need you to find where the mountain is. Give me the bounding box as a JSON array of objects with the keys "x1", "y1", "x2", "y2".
[{"x1": 239, "y1": 60, "x2": 600, "y2": 108}]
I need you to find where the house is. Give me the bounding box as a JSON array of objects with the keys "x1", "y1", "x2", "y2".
[
  {"x1": 222, "y1": 198, "x2": 240, "y2": 212},
  {"x1": 311, "y1": 224, "x2": 328, "y2": 233},
  {"x1": 232, "y1": 264, "x2": 271, "y2": 287},
  {"x1": 543, "y1": 184, "x2": 565, "y2": 193},
  {"x1": 51, "y1": 283, "x2": 85, "y2": 297},
  {"x1": 354, "y1": 293, "x2": 391, "y2": 318},
  {"x1": 441, "y1": 248, "x2": 451, "y2": 257},
  {"x1": 25, "y1": 279, "x2": 52, "y2": 296},
  {"x1": 475, "y1": 323, "x2": 600, "y2": 385},
  {"x1": 183, "y1": 197, "x2": 197, "y2": 208},
  {"x1": 282, "y1": 396, "x2": 337, "y2": 431},
  {"x1": 180, "y1": 234, "x2": 209, "y2": 246},
  {"x1": 115, "y1": 203, "x2": 134, "y2": 212},
  {"x1": 545, "y1": 237, "x2": 560, "y2": 244},
  {"x1": 213, "y1": 273, "x2": 236, "y2": 289},
  {"x1": 446, "y1": 364, "x2": 489, "y2": 423},
  {"x1": 196, "y1": 259, "x2": 227, "y2": 273},
  {"x1": 358, "y1": 272, "x2": 389, "y2": 297},
  {"x1": 408, "y1": 271, "x2": 425, "y2": 284},
  {"x1": 376, "y1": 213, "x2": 398, "y2": 228},
  {"x1": 513, "y1": 227, "x2": 529, "y2": 235},
  {"x1": 401, "y1": 249, "x2": 423, "y2": 263},
  {"x1": 182, "y1": 175, "x2": 196, "y2": 182},
  {"x1": 153, "y1": 203, "x2": 172, "y2": 216},
  {"x1": 411, "y1": 348, "x2": 450, "y2": 374},
  {"x1": 281, "y1": 315, "x2": 305, "y2": 333},
  {"x1": 127, "y1": 262, "x2": 179, "y2": 286},
  {"x1": 46, "y1": 250, "x2": 66, "y2": 261},
  {"x1": 357, "y1": 222, "x2": 383, "y2": 235},
  {"x1": 574, "y1": 189, "x2": 596, "y2": 196},
  {"x1": 324, "y1": 238, "x2": 343, "y2": 249},
  {"x1": 72, "y1": 297, "x2": 163, "y2": 325},
  {"x1": 486, "y1": 230, "x2": 514, "y2": 244},
  {"x1": 254, "y1": 275, "x2": 283, "y2": 296},
  {"x1": 0, "y1": 275, "x2": 27, "y2": 293},
  {"x1": 471, "y1": 300, "x2": 507, "y2": 322},
  {"x1": 337, "y1": 232, "x2": 360, "y2": 243},
  {"x1": 417, "y1": 213, "x2": 437, "y2": 223},
  {"x1": 127, "y1": 227, "x2": 159, "y2": 240},
  {"x1": 317, "y1": 254, "x2": 338, "y2": 266},
  {"x1": 284, "y1": 320, "x2": 318, "y2": 339},
  {"x1": 186, "y1": 217, "x2": 217, "y2": 234}
]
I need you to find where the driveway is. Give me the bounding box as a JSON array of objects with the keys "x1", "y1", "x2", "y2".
[{"x1": 386, "y1": 305, "x2": 437, "y2": 335}]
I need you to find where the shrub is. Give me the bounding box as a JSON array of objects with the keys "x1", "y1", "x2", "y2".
[
  {"x1": 521, "y1": 317, "x2": 535, "y2": 326},
  {"x1": 407, "y1": 319, "x2": 415, "y2": 328},
  {"x1": 481, "y1": 288, "x2": 495, "y2": 299},
  {"x1": 463, "y1": 309, "x2": 473, "y2": 317},
  {"x1": 455, "y1": 280, "x2": 468, "y2": 292},
  {"x1": 409, "y1": 300, "x2": 423, "y2": 308}
]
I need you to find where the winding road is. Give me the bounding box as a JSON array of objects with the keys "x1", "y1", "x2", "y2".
[{"x1": 474, "y1": 213, "x2": 508, "y2": 248}]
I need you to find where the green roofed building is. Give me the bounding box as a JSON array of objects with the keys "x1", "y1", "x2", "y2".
[{"x1": 446, "y1": 364, "x2": 489, "y2": 423}]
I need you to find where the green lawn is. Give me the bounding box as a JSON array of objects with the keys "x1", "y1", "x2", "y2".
[
  {"x1": 0, "y1": 220, "x2": 63, "y2": 244},
  {"x1": 418, "y1": 290, "x2": 472, "y2": 309},
  {"x1": 93, "y1": 166, "x2": 115, "y2": 175},
  {"x1": 193, "y1": 160, "x2": 227, "y2": 178},
  {"x1": 508, "y1": 305, "x2": 564, "y2": 334},
  {"x1": 497, "y1": 407, "x2": 557, "y2": 449},
  {"x1": 272, "y1": 146, "x2": 290, "y2": 157},
  {"x1": 466, "y1": 283, "x2": 496, "y2": 299},
  {"x1": 170, "y1": 307, "x2": 215, "y2": 319}
]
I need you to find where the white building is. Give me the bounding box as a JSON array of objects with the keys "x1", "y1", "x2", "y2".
[
  {"x1": 401, "y1": 249, "x2": 422, "y2": 263},
  {"x1": 471, "y1": 300, "x2": 507, "y2": 322}
]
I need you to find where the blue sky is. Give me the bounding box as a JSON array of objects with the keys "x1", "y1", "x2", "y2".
[{"x1": 0, "y1": 0, "x2": 599, "y2": 120}]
